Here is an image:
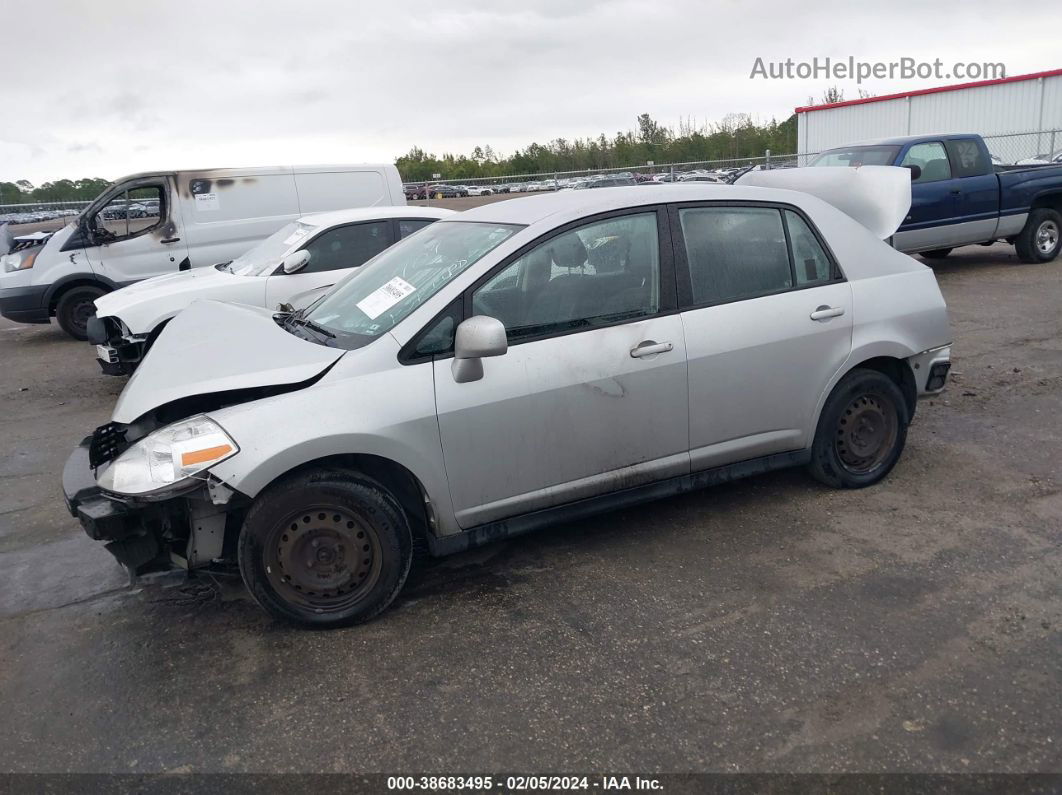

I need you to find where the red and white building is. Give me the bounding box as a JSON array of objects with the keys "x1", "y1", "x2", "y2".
[{"x1": 796, "y1": 68, "x2": 1062, "y2": 162}]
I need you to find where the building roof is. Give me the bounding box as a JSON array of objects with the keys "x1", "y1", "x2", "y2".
[{"x1": 795, "y1": 68, "x2": 1062, "y2": 114}]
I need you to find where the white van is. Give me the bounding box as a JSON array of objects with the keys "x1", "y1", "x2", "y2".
[{"x1": 0, "y1": 164, "x2": 405, "y2": 339}]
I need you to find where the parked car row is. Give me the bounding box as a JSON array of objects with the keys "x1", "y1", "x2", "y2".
[
  {"x1": 402, "y1": 167, "x2": 755, "y2": 198},
  {"x1": 0, "y1": 207, "x2": 82, "y2": 225},
  {"x1": 25, "y1": 166, "x2": 953, "y2": 631}
]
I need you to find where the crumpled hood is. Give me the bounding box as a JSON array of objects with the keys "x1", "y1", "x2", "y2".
[
  {"x1": 112, "y1": 299, "x2": 344, "y2": 424},
  {"x1": 94, "y1": 266, "x2": 263, "y2": 334}
]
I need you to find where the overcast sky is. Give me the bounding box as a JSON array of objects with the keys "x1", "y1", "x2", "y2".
[{"x1": 4, "y1": 0, "x2": 1060, "y2": 184}]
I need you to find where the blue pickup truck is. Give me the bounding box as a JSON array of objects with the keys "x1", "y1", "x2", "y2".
[{"x1": 811, "y1": 133, "x2": 1062, "y2": 262}]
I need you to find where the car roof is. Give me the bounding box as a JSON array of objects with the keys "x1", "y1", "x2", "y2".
[
  {"x1": 298, "y1": 205, "x2": 455, "y2": 228},
  {"x1": 449, "y1": 183, "x2": 812, "y2": 226},
  {"x1": 824, "y1": 133, "x2": 980, "y2": 148}
]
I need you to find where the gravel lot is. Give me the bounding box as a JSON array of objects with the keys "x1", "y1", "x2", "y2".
[{"x1": 0, "y1": 232, "x2": 1059, "y2": 774}]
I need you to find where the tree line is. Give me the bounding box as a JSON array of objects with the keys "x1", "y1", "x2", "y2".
[
  {"x1": 3, "y1": 110, "x2": 805, "y2": 202},
  {"x1": 1, "y1": 177, "x2": 112, "y2": 206},
  {"x1": 396, "y1": 112, "x2": 798, "y2": 182}
]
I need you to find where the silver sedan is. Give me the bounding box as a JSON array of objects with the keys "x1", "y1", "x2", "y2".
[{"x1": 63, "y1": 176, "x2": 951, "y2": 627}]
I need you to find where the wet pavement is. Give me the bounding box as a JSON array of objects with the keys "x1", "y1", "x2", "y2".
[{"x1": 0, "y1": 243, "x2": 1059, "y2": 773}]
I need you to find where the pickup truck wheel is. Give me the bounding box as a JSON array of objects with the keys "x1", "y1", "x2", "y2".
[
  {"x1": 55, "y1": 285, "x2": 106, "y2": 341},
  {"x1": 1015, "y1": 208, "x2": 1062, "y2": 263},
  {"x1": 238, "y1": 471, "x2": 413, "y2": 628},
  {"x1": 808, "y1": 369, "x2": 909, "y2": 489},
  {"x1": 921, "y1": 248, "x2": 952, "y2": 259}
]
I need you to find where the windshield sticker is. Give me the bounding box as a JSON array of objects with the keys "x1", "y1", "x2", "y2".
[
  {"x1": 356, "y1": 277, "x2": 416, "y2": 320},
  {"x1": 194, "y1": 192, "x2": 220, "y2": 211},
  {"x1": 283, "y1": 227, "x2": 309, "y2": 245}
]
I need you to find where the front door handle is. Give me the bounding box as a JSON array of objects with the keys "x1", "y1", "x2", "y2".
[
  {"x1": 160, "y1": 237, "x2": 181, "y2": 244},
  {"x1": 810, "y1": 305, "x2": 845, "y2": 321},
  {"x1": 630, "y1": 340, "x2": 673, "y2": 358}
]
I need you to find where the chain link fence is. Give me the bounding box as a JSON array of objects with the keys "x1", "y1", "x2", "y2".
[{"x1": 3, "y1": 129, "x2": 1060, "y2": 227}]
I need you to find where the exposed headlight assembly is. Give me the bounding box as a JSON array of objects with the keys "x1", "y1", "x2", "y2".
[
  {"x1": 2, "y1": 249, "x2": 38, "y2": 272},
  {"x1": 97, "y1": 415, "x2": 239, "y2": 497}
]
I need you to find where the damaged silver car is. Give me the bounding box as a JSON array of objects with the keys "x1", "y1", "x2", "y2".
[{"x1": 63, "y1": 173, "x2": 952, "y2": 627}]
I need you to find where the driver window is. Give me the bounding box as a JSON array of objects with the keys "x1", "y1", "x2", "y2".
[
  {"x1": 901, "y1": 142, "x2": 952, "y2": 183},
  {"x1": 92, "y1": 185, "x2": 165, "y2": 241},
  {"x1": 472, "y1": 212, "x2": 660, "y2": 343},
  {"x1": 301, "y1": 221, "x2": 393, "y2": 273}
]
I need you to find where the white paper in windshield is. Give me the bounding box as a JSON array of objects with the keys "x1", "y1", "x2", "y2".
[
  {"x1": 283, "y1": 227, "x2": 310, "y2": 245},
  {"x1": 356, "y1": 277, "x2": 416, "y2": 320}
]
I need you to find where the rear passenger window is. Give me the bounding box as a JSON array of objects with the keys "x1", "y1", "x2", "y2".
[
  {"x1": 472, "y1": 212, "x2": 660, "y2": 343},
  {"x1": 785, "y1": 211, "x2": 832, "y2": 286},
  {"x1": 679, "y1": 207, "x2": 791, "y2": 305}
]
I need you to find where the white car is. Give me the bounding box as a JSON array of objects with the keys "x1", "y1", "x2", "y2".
[
  {"x1": 65, "y1": 169, "x2": 952, "y2": 627},
  {"x1": 89, "y1": 206, "x2": 453, "y2": 374},
  {"x1": 464, "y1": 186, "x2": 494, "y2": 196}
]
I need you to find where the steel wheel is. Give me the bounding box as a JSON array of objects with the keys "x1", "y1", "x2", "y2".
[
  {"x1": 1036, "y1": 219, "x2": 1059, "y2": 255},
  {"x1": 835, "y1": 393, "x2": 899, "y2": 476},
  {"x1": 265, "y1": 505, "x2": 383, "y2": 614}
]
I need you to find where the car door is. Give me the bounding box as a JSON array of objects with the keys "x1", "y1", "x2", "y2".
[
  {"x1": 672, "y1": 203, "x2": 853, "y2": 470},
  {"x1": 81, "y1": 177, "x2": 189, "y2": 284},
  {"x1": 432, "y1": 208, "x2": 690, "y2": 529},
  {"x1": 264, "y1": 219, "x2": 395, "y2": 310},
  {"x1": 893, "y1": 140, "x2": 969, "y2": 250}
]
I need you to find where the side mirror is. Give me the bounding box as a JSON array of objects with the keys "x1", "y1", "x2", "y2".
[
  {"x1": 451, "y1": 315, "x2": 508, "y2": 383},
  {"x1": 281, "y1": 250, "x2": 310, "y2": 274},
  {"x1": 906, "y1": 164, "x2": 922, "y2": 181}
]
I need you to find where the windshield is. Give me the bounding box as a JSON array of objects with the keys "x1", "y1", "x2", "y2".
[
  {"x1": 305, "y1": 221, "x2": 522, "y2": 342},
  {"x1": 228, "y1": 221, "x2": 315, "y2": 276},
  {"x1": 810, "y1": 145, "x2": 901, "y2": 167}
]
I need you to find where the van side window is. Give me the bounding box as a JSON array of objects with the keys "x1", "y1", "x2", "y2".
[
  {"x1": 901, "y1": 142, "x2": 952, "y2": 182},
  {"x1": 90, "y1": 185, "x2": 165, "y2": 242},
  {"x1": 302, "y1": 221, "x2": 393, "y2": 273},
  {"x1": 679, "y1": 206, "x2": 792, "y2": 305}
]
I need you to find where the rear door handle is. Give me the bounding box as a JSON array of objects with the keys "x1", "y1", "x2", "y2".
[
  {"x1": 810, "y1": 305, "x2": 845, "y2": 321},
  {"x1": 160, "y1": 237, "x2": 181, "y2": 244},
  {"x1": 630, "y1": 340, "x2": 673, "y2": 358}
]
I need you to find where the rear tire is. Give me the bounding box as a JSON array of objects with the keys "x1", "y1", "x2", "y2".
[
  {"x1": 238, "y1": 470, "x2": 413, "y2": 628},
  {"x1": 1015, "y1": 208, "x2": 1062, "y2": 263},
  {"x1": 921, "y1": 248, "x2": 953, "y2": 260},
  {"x1": 808, "y1": 368, "x2": 909, "y2": 489},
  {"x1": 55, "y1": 285, "x2": 106, "y2": 341}
]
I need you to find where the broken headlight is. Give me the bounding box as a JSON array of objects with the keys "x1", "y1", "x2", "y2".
[
  {"x1": 2, "y1": 249, "x2": 38, "y2": 272},
  {"x1": 97, "y1": 415, "x2": 238, "y2": 498}
]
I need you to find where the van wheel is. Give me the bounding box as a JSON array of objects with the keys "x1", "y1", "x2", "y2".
[
  {"x1": 238, "y1": 470, "x2": 413, "y2": 628},
  {"x1": 808, "y1": 369, "x2": 909, "y2": 489},
  {"x1": 1015, "y1": 208, "x2": 1062, "y2": 263},
  {"x1": 55, "y1": 285, "x2": 106, "y2": 340},
  {"x1": 921, "y1": 248, "x2": 952, "y2": 259}
]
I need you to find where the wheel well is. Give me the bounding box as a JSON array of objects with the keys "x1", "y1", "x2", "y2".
[
  {"x1": 261, "y1": 454, "x2": 434, "y2": 542},
  {"x1": 1031, "y1": 194, "x2": 1062, "y2": 216},
  {"x1": 47, "y1": 279, "x2": 110, "y2": 314},
  {"x1": 848, "y1": 356, "x2": 917, "y2": 419}
]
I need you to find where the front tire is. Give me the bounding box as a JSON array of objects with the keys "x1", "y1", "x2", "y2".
[
  {"x1": 55, "y1": 284, "x2": 106, "y2": 340},
  {"x1": 238, "y1": 470, "x2": 413, "y2": 628},
  {"x1": 808, "y1": 369, "x2": 909, "y2": 489},
  {"x1": 921, "y1": 248, "x2": 952, "y2": 260},
  {"x1": 1015, "y1": 208, "x2": 1062, "y2": 263}
]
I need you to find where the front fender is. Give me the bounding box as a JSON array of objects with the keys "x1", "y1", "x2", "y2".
[{"x1": 204, "y1": 345, "x2": 459, "y2": 535}]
